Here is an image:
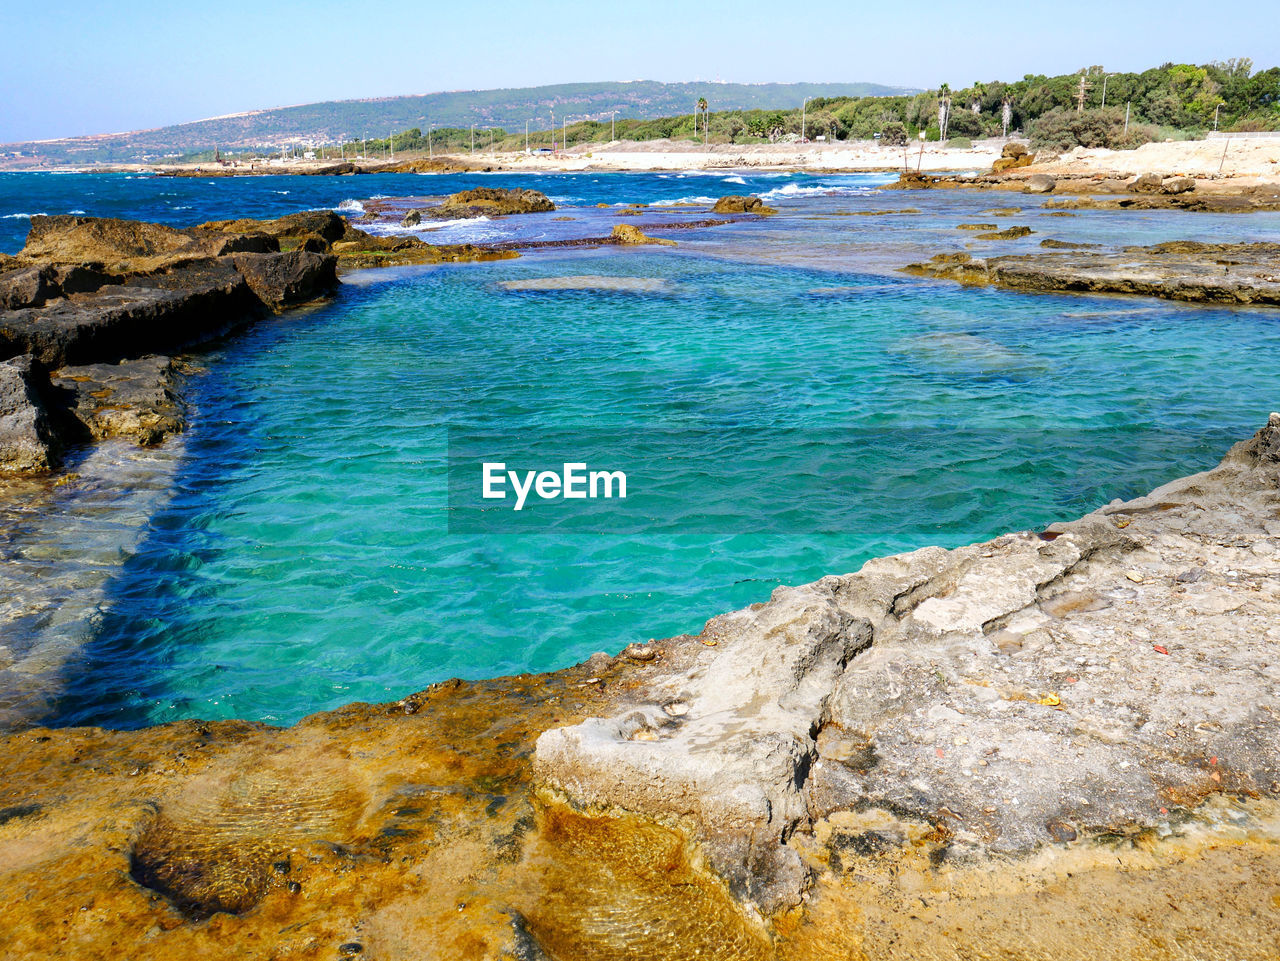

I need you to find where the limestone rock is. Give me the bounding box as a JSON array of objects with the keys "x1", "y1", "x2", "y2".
[
  {"x1": 231, "y1": 251, "x2": 338, "y2": 311},
  {"x1": 18, "y1": 215, "x2": 276, "y2": 274},
  {"x1": 50, "y1": 355, "x2": 186, "y2": 446},
  {"x1": 0, "y1": 354, "x2": 59, "y2": 472},
  {"x1": 609, "y1": 224, "x2": 676, "y2": 247},
  {"x1": 1127, "y1": 173, "x2": 1165, "y2": 194},
  {"x1": 1161, "y1": 176, "x2": 1197, "y2": 195},
  {"x1": 711, "y1": 195, "x2": 777, "y2": 215},
  {"x1": 904, "y1": 240, "x2": 1280, "y2": 306},
  {"x1": 0, "y1": 265, "x2": 55, "y2": 310},
  {"x1": 429, "y1": 187, "x2": 555, "y2": 219},
  {"x1": 1024, "y1": 174, "x2": 1056, "y2": 194}
]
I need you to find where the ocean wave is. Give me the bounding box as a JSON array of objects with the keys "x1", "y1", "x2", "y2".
[
  {"x1": 651, "y1": 195, "x2": 716, "y2": 207},
  {"x1": 722, "y1": 175, "x2": 747, "y2": 185},
  {"x1": 1, "y1": 212, "x2": 45, "y2": 219},
  {"x1": 360, "y1": 215, "x2": 495, "y2": 239},
  {"x1": 335, "y1": 199, "x2": 365, "y2": 214},
  {"x1": 757, "y1": 183, "x2": 876, "y2": 202},
  {"x1": 69, "y1": 209, "x2": 86, "y2": 215}
]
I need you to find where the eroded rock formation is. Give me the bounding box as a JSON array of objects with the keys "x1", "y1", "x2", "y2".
[{"x1": 903, "y1": 242, "x2": 1280, "y2": 306}]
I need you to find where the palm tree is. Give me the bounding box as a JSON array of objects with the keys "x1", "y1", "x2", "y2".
[
  {"x1": 971, "y1": 81, "x2": 985, "y2": 114},
  {"x1": 697, "y1": 97, "x2": 709, "y2": 145},
  {"x1": 938, "y1": 83, "x2": 952, "y2": 141}
]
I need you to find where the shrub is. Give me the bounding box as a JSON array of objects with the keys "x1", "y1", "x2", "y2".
[
  {"x1": 947, "y1": 137, "x2": 973, "y2": 149},
  {"x1": 1029, "y1": 107, "x2": 1156, "y2": 151},
  {"x1": 880, "y1": 122, "x2": 908, "y2": 146}
]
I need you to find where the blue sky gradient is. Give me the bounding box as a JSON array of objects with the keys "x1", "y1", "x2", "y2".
[{"x1": 3, "y1": 0, "x2": 1277, "y2": 141}]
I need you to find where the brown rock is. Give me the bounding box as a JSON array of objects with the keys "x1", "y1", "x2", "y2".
[
  {"x1": 1161, "y1": 176, "x2": 1197, "y2": 195},
  {"x1": 231, "y1": 251, "x2": 338, "y2": 311},
  {"x1": 711, "y1": 195, "x2": 777, "y2": 215},
  {"x1": 610, "y1": 224, "x2": 677, "y2": 247},
  {"x1": 1127, "y1": 173, "x2": 1165, "y2": 194},
  {"x1": 18, "y1": 215, "x2": 276, "y2": 274}
]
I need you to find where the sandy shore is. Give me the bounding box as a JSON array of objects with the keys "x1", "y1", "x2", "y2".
[{"x1": 24, "y1": 135, "x2": 1276, "y2": 182}]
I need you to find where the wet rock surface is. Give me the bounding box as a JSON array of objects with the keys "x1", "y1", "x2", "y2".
[
  {"x1": 0, "y1": 354, "x2": 60, "y2": 473},
  {"x1": 0, "y1": 213, "x2": 516, "y2": 472},
  {"x1": 711, "y1": 195, "x2": 778, "y2": 215},
  {"x1": 903, "y1": 241, "x2": 1280, "y2": 305},
  {"x1": 426, "y1": 186, "x2": 556, "y2": 219},
  {"x1": 3, "y1": 422, "x2": 1280, "y2": 958},
  {"x1": 50, "y1": 355, "x2": 187, "y2": 446}
]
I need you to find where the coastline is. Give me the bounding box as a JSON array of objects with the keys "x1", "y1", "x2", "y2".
[{"x1": 7, "y1": 135, "x2": 1280, "y2": 183}]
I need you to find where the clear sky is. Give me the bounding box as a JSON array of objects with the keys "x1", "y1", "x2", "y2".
[{"x1": 3, "y1": 0, "x2": 1277, "y2": 142}]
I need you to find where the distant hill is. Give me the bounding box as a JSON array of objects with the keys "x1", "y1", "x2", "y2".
[{"x1": 3, "y1": 80, "x2": 916, "y2": 164}]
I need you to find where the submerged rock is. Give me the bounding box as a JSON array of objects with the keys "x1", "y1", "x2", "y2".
[
  {"x1": 50, "y1": 355, "x2": 187, "y2": 446},
  {"x1": 904, "y1": 240, "x2": 1280, "y2": 305}
]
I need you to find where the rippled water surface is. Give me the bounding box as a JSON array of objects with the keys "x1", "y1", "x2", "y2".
[{"x1": 3, "y1": 170, "x2": 1280, "y2": 727}]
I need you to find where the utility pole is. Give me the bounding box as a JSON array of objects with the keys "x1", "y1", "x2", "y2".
[
  {"x1": 1076, "y1": 72, "x2": 1091, "y2": 113},
  {"x1": 389, "y1": 130, "x2": 394, "y2": 161},
  {"x1": 611, "y1": 110, "x2": 616, "y2": 141},
  {"x1": 1101, "y1": 73, "x2": 1108, "y2": 109},
  {"x1": 1124, "y1": 101, "x2": 1130, "y2": 134},
  {"x1": 551, "y1": 108, "x2": 555, "y2": 151},
  {"x1": 362, "y1": 136, "x2": 366, "y2": 159},
  {"x1": 471, "y1": 124, "x2": 475, "y2": 154},
  {"x1": 563, "y1": 115, "x2": 569, "y2": 152},
  {"x1": 801, "y1": 97, "x2": 810, "y2": 142},
  {"x1": 525, "y1": 118, "x2": 530, "y2": 152},
  {"x1": 428, "y1": 124, "x2": 434, "y2": 159}
]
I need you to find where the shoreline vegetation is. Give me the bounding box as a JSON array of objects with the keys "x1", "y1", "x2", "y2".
[{"x1": 4, "y1": 61, "x2": 1275, "y2": 169}]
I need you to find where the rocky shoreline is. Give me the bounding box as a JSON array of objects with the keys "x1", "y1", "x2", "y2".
[
  {"x1": 903, "y1": 241, "x2": 1280, "y2": 306},
  {"x1": 0, "y1": 201, "x2": 534, "y2": 473},
  {"x1": 2, "y1": 417, "x2": 1279, "y2": 958}
]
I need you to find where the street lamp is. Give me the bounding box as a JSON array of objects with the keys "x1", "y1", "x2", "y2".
[{"x1": 1214, "y1": 102, "x2": 1224, "y2": 132}]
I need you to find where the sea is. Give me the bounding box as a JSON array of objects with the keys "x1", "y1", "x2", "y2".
[{"x1": 3, "y1": 168, "x2": 1280, "y2": 729}]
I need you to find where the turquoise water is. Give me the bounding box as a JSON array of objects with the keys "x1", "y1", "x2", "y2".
[{"x1": 5, "y1": 172, "x2": 1280, "y2": 728}]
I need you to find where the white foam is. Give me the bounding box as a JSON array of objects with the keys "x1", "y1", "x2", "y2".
[
  {"x1": 757, "y1": 182, "x2": 876, "y2": 202},
  {"x1": 1, "y1": 212, "x2": 44, "y2": 219},
  {"x1": 723, "y1": 175, "x2": 747, "y2": 185},
  {"x1": 652, "y1": 195, "x2": 716, "y2": 207},
  {"x1": 335, "y1": 198, "x2": 365, "y2": 214}
]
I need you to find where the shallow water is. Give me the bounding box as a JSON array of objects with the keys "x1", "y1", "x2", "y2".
[{"x1": 3, "y1": 170, "x2": 1280, "y2": 728}]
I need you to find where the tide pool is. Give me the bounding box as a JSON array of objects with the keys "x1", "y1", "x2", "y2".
[{"x1": 2, "y1": 171, "x2": 1279, "y2": 728}]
